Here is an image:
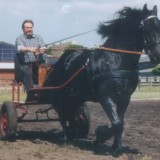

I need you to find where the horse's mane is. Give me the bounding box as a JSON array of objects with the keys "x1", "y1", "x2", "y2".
[{"x1": 98, "y1": 7, "x2": 143, "y2": 39}]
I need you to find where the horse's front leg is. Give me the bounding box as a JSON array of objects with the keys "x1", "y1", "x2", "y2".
[
  {"x1": 112, "y1": 96, "x2": 130, "y2": 151},
  {"x1": 99, "y1": 97, "x2": 123, "y2": 155}
]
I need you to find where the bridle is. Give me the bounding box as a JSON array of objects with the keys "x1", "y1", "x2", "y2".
[
  {"x1": 141, "y1": 15, "x2": 160, "y2": 55},
  {"x1": 143, "y1": 15, "x2": 157, "y2": 23},
  {"x1": 97, "y1": 15, "x2": 160, "y2": 55}
]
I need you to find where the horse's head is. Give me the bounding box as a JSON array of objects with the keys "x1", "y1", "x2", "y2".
[{"x1": 142, "y1": 4, "x2": 160, "y2": 64}]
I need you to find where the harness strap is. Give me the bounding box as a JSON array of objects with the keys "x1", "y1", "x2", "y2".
[
  {"x1": 143, "y1": 15, "x2": 157, "y2": 22},
  {"x1": 29, "y1": 58, "x2": 89, "y2": 92},
  {"x1": 93, "y1": 70, "x2": 139, "y2": 80}
]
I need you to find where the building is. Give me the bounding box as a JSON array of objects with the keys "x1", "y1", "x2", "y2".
[{"x1": 0, "y1": 41, "x2": 17, "y2": 80}]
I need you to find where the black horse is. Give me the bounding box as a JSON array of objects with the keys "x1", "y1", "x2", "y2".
[{"x1": 41, "y1": 4, "x2": 159, "y2": 155}]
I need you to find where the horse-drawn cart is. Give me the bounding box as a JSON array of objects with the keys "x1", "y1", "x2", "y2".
[
  {"x1": 0, "y1": 4, "x2": 160, "y2": 155},
  {"x1": 0, "y1": 59, "x2": 90, "y2": 140}
]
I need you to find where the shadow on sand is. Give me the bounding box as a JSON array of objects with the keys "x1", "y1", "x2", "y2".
[{"x1": 8, "y1": 130, "x2": 139, "y2": 157}]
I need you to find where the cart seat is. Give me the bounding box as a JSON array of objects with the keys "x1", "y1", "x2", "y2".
[{"x1": 38, "y1": 56, "x2": 59, "y2": 86}]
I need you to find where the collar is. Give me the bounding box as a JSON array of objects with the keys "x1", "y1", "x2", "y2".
[{"x1": 24, "y1": 34, "x2": 36, "y2": 39}]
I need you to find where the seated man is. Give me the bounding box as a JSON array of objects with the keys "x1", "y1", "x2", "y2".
[{"x1": 15, "y1": 19, "x2": 47, "y2": 94}]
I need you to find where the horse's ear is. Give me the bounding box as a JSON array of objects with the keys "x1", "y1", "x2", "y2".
[
  {"x1": 143, "y1": 4, "x2": 148, "y2": 13},
  {"x1": 152, "y1": 5, "x2": 157, "y2": 16}
]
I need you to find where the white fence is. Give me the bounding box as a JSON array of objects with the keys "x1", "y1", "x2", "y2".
[{"x1": 139, "y1": 77, "x2": 160, "y2": 86}]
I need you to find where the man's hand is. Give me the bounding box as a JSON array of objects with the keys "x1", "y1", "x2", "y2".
[
  {"x1": 28, "y1": 47, "x2": 38, "y2": 53},
  {"x1": 39, "y1": 47, "x2": 46, "y2": 54},
  {"x1": 27, "y1": 47, "x2": 40, "y2": 55}
]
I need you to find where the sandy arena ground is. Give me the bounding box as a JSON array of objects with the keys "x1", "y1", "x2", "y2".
[{"x1": 0, "y1": 99, "x2": 159, "y2": 160}]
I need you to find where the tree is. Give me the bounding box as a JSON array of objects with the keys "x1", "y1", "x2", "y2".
[
  {"x1": 152, "y1": 64, "x2": 160, "y2": 75},
  {"x1": 64, "y1": 44, "x2": 85, "y2": 50},
  {"x1": 46, "y1": 43, "x2": 85, "y2": 57}
]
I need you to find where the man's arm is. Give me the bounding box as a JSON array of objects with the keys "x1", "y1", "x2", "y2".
[
  {"x1": 18, "y1": 46, "x2": 38, "y2": 54},
  {"x1": 15, "y1": 36, "x2": 38, "y2": 54}
]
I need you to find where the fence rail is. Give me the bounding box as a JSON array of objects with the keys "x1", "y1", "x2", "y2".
[{"x1": 139, "y1": 76, "x2": 160, "y2": 86}]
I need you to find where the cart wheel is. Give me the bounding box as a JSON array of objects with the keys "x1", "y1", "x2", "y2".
[
  {"x1": 0, "y1": 101, "x2": 17, "y2": 140},
  {"x1": 67, "y1": 102, "x2": 90, "y2": 139}
]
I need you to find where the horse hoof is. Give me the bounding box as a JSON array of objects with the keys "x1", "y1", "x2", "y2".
[
  {"x1": 93, "y1": 139, "x2": 99, "y2": 146},
  {"x1": 110, "y1": 144, "x2": 122, "y2": 157},
  {"x1": 95, "y1": 125, "x2": 113, "y2": 144}
]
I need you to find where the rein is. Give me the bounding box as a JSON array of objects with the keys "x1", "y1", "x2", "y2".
[
  {"x1": 29, "y1": 46, "x2": 143, "y2": 93},
  {"x1": 67, "y1": 46, "x2": 144, "y2": 55},
  {"x1": 99, "y1": 46, "x2": 143, "y2": 55},
  {"x1": 30, "y1": 46, "x2": 141, "y2": 93},
  {"x1": 30, "y1": 15, "x2": 158, "y2": 92}
]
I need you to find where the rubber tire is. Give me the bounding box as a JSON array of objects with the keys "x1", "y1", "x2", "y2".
[
  {"x1": 67, "y1": 102, "x2": 90, "y2": 139},
  {"x1": 0, "y1": 101, "x2": 17, "y2": 140}
]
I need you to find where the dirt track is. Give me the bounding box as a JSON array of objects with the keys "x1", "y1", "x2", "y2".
[{"x1": 0, "y1": 99, "x2": 160, "y2": 160}]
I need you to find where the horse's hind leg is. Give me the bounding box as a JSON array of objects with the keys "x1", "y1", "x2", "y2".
[
  {"x1": 99, "y1": 97, "x2": 125, "y2": 155},
  {"x1": 52, "y1": 104, "x2": 69, "y2": 142}
]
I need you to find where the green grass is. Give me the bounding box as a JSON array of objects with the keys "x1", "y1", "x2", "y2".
[
  {"x1": 131, "y1": 85, "x2": 160, "y2": 99},
  {"x1": 0, "y1": 86, "x2": 160, "y2": 103},
  {"x1": 0, "y1": 90, "x2": 26, "y2": 103},
  {"x1": 0, "y1": 93, "x2": 13, "y2": 101}
]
